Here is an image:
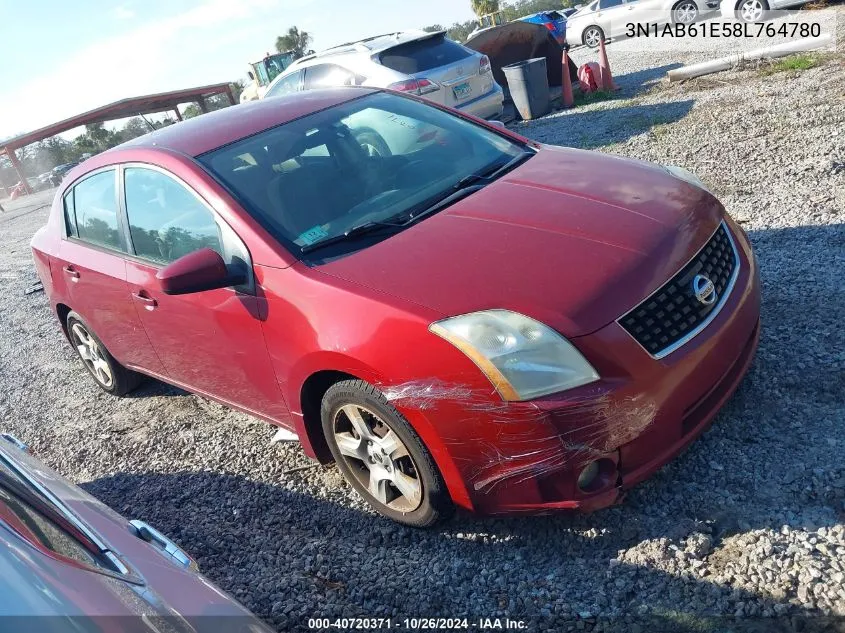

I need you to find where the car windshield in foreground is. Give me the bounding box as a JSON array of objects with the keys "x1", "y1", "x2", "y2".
[{"x1": 199, "y1": 91, "x2": 530, "y2": 258}]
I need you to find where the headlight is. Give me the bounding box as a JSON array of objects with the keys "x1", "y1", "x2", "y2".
[
  {"x1": 429, "y1": 310, "x2": 599, "y2": 401},
  {"x1": 663, "y1": 165, "x2": 711, "y2": 194}
]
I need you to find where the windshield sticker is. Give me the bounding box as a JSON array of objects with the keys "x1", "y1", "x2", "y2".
[{"x1": 296, "y1": 225, "x2": 330, "y2": 246}]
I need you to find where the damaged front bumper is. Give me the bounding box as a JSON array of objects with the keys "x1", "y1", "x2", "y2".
[{"x1": 388, "y1": 219, "x2": 762, "y2": 515}]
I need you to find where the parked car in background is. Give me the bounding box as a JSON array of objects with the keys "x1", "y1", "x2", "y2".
[
  {"x1": 263, "y1": 30, "x2": 504, "y2": 121},
  {"x1": 50, "y1": 162, "x2": 80, "y2": 187},
  {"x1": 32, "y1": 88, "x2": 760, "y2": 527},
  {"x1": 719, "y1": 0, "x2": 806, "y2": 22},
  {"x1": 567, "y1": 0, "x2": 719, "y2": 47},
  {"x1": 518, "y1": 10, "x2": 569, "y2": 44},
  {"x1": 0, "y1": 433, "x2": 272, "y2": 630}
]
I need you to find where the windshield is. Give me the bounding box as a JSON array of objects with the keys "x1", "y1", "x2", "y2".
[{"x1": 199, "y1": 91, "x2": 528, "y2": 258}]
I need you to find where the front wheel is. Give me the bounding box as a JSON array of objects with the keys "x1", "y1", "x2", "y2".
[
  {"x1": 736, "y1": 0, "x2": 768, "y2": 22},
  {"x1": 583, "y1": 25, "x2": 604, "y2": 48},
  {"x1": 321, "y1": 380, "x2": 454, "y2": 527},
  {"x1": 672, "y1": 0, "x2": 699, "y2": 23}
]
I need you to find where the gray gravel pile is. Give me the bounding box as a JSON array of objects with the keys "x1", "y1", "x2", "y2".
[{"x1": 1, "y1": 15, "x2": 844, "y2": 631}]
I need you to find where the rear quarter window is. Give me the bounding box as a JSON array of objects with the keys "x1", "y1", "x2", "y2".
[{"x1": 379, "y1": 36, "x2": 472, "y2": 75}]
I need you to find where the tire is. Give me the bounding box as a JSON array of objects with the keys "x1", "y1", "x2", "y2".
[
  {"x1": 736, "y1": 0, "x2": 768, "y2": 22},
  {"x1": 672, "y1": 0, "x2": 699, "y2": 23},
  {"x1": 321, "y1": 380, "x2": 454, "y2": 527},
  {"x1": 354, "y1": 129, "x2": 392, "y2": 158},
  {"x1": 583, "y1": 25, "x2": 604, "y2": 49},
  {"x1": 66, "y1": 311, "x2": 143, "y2": 396}
]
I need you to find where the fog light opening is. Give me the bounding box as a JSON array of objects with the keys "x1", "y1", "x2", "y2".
[
  {"x1": 577, "y1": 461, "x2": 600, "y2": 491},
  {"x1": 577, "y1": 458, "x2": 617, "y2": 493}
]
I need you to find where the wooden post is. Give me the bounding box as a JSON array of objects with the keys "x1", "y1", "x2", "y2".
[{"x1": 5, "y1": 147, "x2": 31, "y2": 194}]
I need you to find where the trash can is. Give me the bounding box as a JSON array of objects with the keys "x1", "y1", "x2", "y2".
[{"x1": 502, "y1": 57, "x2": 549, "y2": 121}]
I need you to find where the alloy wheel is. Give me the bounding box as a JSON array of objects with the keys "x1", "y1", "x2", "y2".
[
  {"x1": 70, "y1": 323, "x2": 114, "y2": 388},
  {"x1": 740, "y1": 0, "x2": 764, "y2": 21},
  {"x1": 584, "y1": 28, "x2": 602, "y2": 48},
  {"x1": 674, "y1": 2, "x2": 698, "y2": 23},
  {"x1": 360, "y1": 142, "x2": 385, "y2": 158},
  {"x1": 333, "y1": 404, "x2": 422, "y2": 512}
]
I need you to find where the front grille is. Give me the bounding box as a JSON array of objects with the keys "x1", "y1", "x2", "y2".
[{"x1": 619, "y1": 222, "x2": 739, "y2": 358}]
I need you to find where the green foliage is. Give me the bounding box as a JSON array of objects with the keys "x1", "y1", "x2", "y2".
[
  {"x1": 440, "y1": 0, "x2": 573, "y2": 43},
  {"x1": 471, "y1": 0, "x2": 501, "y2": 17},
  {"x1": 276, "y1": 26, "x2": 313, "y2": 59},
  {"x1": 762, "y1": 53, "x2": 822, "y2": 75},
  {"x1": 423, "y1": 24, "x2": 445, "y2": 32}
]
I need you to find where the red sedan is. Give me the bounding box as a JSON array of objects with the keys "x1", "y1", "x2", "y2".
[{"x1": 31, "y1": 88, "x2": 760, "y2": 527}]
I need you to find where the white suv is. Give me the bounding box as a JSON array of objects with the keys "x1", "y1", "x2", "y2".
[{"x1": 262, "y1": 31, "x2": 505, "y2": 120}]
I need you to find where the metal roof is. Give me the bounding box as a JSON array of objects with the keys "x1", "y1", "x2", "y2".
[
  {"x1": 1, "y1": 83, "x2": 234, "y2": 152},
  {"x1": 109, "y1": 87, "x2": 377, "y2": 158}
]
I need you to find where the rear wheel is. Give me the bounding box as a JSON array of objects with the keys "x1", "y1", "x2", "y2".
[
  {"x1": 321, "y1": 380, "x2": 453, "y2": 527},
  {"x1": 583, "y1": 25, "x2": 604, "y2": 48},
  {"x1": 66, "y1": 312, "x2": 142, "y2": 396}
]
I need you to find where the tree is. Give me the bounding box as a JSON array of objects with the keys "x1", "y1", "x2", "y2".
[
  {"x1": 423, "y1": 24, "x2": 445, "y2": 32},
  {"x1": 119, "y1": 117, "x2": 151, "y2": 142},
  {"x1": 182, "y1": 104, "x2": 202, "y2": 120},
  {"x1": 470, "y1": 0, "x2": 500, "y2": 17},
  {"x1": 275, "y1": 26, "x2": 312, "y2": 59},
  {"x1": 229, "y1": 80, "x2": 245, "y2": 103}
]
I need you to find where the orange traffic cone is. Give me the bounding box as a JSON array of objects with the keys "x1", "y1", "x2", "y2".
[
  {"x1": 561, "y1": 49, "x2": 575, "y2": 108},
  {"x1": 597, "y1": 37, "x2": 619, "y2": 92}
]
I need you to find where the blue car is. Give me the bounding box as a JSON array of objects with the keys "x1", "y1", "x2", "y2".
[{"x1": 518, "y1": 10, "x2": 570, "y2": 44}]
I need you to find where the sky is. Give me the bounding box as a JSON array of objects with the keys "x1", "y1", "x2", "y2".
[{"x1": 0, "y1": 0, "x2": 477, "y2": 141}]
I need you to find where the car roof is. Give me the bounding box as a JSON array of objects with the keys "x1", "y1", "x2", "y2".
[{"x1": 116, "y1": 87, "x2": 378, "y2": 157}]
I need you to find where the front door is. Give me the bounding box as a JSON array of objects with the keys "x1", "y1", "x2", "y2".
[
  {"x1": 596, "y1": 0, "x2": 629, "y2": 37},
  {"x1": 120, "y1": 165, "x2": 290, "y2": 423},
  {"x1": 56, "y1": 168, "x2": 164, "y2": 374}
]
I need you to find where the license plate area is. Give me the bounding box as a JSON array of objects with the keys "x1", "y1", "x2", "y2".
[{"x1": 452, "y1": 82, "x2": 472, "y2": 100}]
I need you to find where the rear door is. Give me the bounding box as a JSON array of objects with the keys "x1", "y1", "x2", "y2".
[
  {"x1": 263, "y1": 69, "x2": 304, "y2": 99},
  {"x1": 120, "y1": 165, "x2": 290, "y2": 423},
  {"x1": 302, "y1": 63, "x2": 365, "y2": 89},
  {"x1": 54, "y1": 168, "x2": 164, "y2": 374},
  {"x1": 379, "y1": 34, "x2": 492, "y2": 109},
  {"x1": 623, "y1": 0, "x2": 665, "y2": 29}
]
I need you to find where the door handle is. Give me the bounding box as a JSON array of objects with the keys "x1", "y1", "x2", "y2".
[
  {"x1": 63, "y1": 265, "x2": 80, "y2": 282},
  {"x1": 132, "y1": 291, "x2": 158, "y2": 311}
]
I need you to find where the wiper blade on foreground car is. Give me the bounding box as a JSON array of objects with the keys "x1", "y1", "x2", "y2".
[
  {"x1": 401, "y1": 184, "x2": 486, "y2": 226},
  {"x1": 299, "y1": 219, "x2": 404, "y2": 254},
  {"x1": 453, "y1": 150, "x2": 534, "y2": 190},
  {"x1": 399, "y1": 151, "x2": 534, "y2": 227}
]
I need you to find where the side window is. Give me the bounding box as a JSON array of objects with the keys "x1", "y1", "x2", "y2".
[
  {"x1": 264, "y1": 70, "x2": 302, "y2": 99},
  {"x1": 0, "y1": 485, "x2": 114, "y2": 573},
  {"x1": 124, "y1": 168, "x2": 224, "y2": 265},
  {"x1": 303, "y1": 64, "x2": 360, "y2": 90},
  {"x1": 600, "y1": 0, "x2": 624, "y2": 8},
  {"x1": 66, "y1": 170, "x2": 123, "y2": 251}
]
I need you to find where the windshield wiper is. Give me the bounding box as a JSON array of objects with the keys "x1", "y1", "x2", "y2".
[
  {"x1": 400, "y1": 184, "x2": 486, "y2": 226},
  {"x1": 300, "y1": 151, "x2": 533, "y2": 255},
  {"x1": 299, "y1": 219, "x2": 403, "y2": 254},
  {"x1": 453, "y1": 150, "x2": 534, "y2": 190}
]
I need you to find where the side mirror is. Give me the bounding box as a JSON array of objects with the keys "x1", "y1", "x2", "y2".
[
  {"x1": 488, "y1": 119, "x2": 507, "y2": 130},
  {"x1": 156, "y1": 248, "x2": 246, "y2": 295},
  {"x1": 247, "y1": 71, "x2": 255, "y2": 81}
]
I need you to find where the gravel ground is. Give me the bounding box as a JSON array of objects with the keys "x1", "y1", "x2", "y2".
[{"x1": 1, "y1": 16, "x2": 844, "y2": 631}]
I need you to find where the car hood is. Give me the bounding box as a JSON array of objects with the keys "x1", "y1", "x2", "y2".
[{"x1": 317, "y1": 145, "x2": 723, "y2": 338}]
